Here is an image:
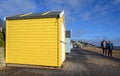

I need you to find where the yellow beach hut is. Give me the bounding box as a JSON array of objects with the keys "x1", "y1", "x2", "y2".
[{"x1": 6, "y1": 11, "x2": 66, "y2": 67}]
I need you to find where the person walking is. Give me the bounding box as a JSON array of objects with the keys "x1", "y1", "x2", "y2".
[
  {"x1": 101, "y1": 40, "x2": 108, "y2": 56},
  {"x1": 108, "y1": 41, "x2": 114, "y2": 57}
]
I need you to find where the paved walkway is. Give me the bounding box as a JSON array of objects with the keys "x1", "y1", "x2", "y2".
[{"x1": 0, "y1": 48, "x2": 120, "y2": 76}]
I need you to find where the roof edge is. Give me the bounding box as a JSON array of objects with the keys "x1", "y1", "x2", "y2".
[{"x1": 59, "y1": 10, "x2": 64, "y2": 17}]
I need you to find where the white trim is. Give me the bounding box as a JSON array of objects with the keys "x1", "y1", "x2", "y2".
[
  {"x1": 61, "y1": 23, "x2": 65, "y2": 62},
  {"x1": 20, "y1": 12, "x2": 32, "y2": 17},
  {"x1": 41, "y1": 11, "x2": 50, "y2": 15},
  {"x1": 4, "y1": 17, "x2": 6, "y2": 21},
  {"x1": 59, "y1": 10, "x2": 64, "y2": 17}
]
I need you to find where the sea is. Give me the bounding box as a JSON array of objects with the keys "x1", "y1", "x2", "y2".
[
  {"x1": 97, "y1": 46, "x2": 120, "y2": 51},
  {"x1": 114, "y1": 46, "x2": 120, "y2": 50}
]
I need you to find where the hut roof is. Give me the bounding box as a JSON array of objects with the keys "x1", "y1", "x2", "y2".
[{"x1": 6, "y1": 11, "x2": 62, "y2": 20}]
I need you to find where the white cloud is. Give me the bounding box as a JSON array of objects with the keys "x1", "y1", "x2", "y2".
[
  {"x1": 93, "y1": 5, "x2": 102, "y2": 12},
  {"x1": 82, "y1": 12, "x2": 90, "y2": 20},
  {"x1": 67, "y1": 0, "x2": 83, "y2": 8},
  {"x1": 111, "y1": 0, "x2": 120, "y2": 5},
  {"x1": 0, "y1": 0, "x2": 119, "y2": 26},
  {"x1": 111, "y1": 38, "x2": 120, "y2": 46},
  {"x1": 0, "y1": 0, "x2": 37, "y2": 18},
  {"x1": 43, "y1": 0, "x2": 85, "y2": 24}
]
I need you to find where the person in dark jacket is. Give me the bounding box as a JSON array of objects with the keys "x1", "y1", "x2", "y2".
[
  {"x1": 108, "y1": 41, "x2": 114, "y2": 57},
  {"x1": 101, "y1": 40, "x2": 108, "y2": 56}
]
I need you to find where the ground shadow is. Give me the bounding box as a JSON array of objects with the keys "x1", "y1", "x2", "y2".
[{"x1": 80, "y1": 48, "x2": 120, "y2": 63}]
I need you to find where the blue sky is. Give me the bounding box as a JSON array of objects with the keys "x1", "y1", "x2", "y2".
[{"x1": 0, "y1": 0, "x2": 120, "y2": 46}]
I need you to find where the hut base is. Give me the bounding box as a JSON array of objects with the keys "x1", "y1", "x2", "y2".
[{"x1": 6, "y1": 63, "x2": 62, "y2": 70}]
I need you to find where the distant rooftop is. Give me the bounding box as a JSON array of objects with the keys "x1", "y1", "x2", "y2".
[
  {"x1": 66, "y1": 31, "x2": 71, "y2": 38},
  {"x1": 6, "y1": 11, "x2": 62, "y2": 20}
]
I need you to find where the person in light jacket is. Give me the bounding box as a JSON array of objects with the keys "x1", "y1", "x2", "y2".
[{"x1": 101, "y1": 40, "x2": 108, "y2": 56}]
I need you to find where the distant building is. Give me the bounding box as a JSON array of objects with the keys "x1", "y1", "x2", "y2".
[{"x1": 66, "y1": 30, "x2": 73, "y2": 53}]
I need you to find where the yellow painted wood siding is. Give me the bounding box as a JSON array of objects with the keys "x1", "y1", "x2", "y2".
[
  {"x1": 58, "y1": 20, "x2": 62, "y2": 66},
  {"x1": 6, "y1": 18, "x2": 59, "y2": 66}
]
